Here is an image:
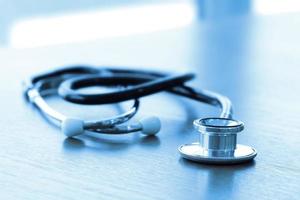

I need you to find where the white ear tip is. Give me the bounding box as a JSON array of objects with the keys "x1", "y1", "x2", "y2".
[
  {"x1": 61, "y1": 118, "x2": 84, "y2": 137},
  {"x1": 139, "y1": 116, "x2": 161, "y2": 136}
]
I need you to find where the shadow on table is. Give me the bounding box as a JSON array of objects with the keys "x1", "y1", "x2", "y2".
[
  {"x1": 179, "y1": 157, "x2": 256, "y2": 198},
  {"x1": 63, "y1": 134, "x2": 161, "y2": 152}
]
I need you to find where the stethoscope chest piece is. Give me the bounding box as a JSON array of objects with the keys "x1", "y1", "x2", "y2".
[{"x1": 179, "y1": 118, "x2": 257, "y2": 164}]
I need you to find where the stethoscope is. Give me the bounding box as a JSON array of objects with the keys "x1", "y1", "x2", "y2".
[{"x1": 24, "y1": 66, "x2": 257, "y2": 164}]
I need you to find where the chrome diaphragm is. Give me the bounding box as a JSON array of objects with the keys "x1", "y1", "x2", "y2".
[{"x1": 179, "y1": 118, "x2": 257, "y2": 164}]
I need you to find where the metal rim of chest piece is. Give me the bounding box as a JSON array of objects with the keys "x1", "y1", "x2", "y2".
[{"x1": 178, "y1": 117, "x2": 257, "y2": 164}]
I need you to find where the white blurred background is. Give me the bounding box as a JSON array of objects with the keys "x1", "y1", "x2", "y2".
[{"x1": 0, "y1": 0, "x2": 300, "y2": 48}]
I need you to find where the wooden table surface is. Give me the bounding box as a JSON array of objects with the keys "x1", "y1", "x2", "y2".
[{"x1": 0, "y1": 11, "x2": 300, "y2": 200}]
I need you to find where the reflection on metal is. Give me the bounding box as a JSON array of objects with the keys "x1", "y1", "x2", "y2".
[
  {"x1": 179, "y1": 118, "x2": 257, "y2": 164},
  {"x1": 9, "y1": 2, "x2": 195, "y2": 48}
]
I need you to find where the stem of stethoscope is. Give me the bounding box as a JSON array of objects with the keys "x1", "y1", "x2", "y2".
[
  {"x1": 60, "y1": 116, "x2": 161, "y2": 137},
  {"x1": 194, "y1": 118, "x2": 243, "y2": 155},
  {"x1": 27, "y1": 88, "x2": 66, "y2": 122},
  {"x1": 27, "y1": 88, "x2": 161, "y2": 137},
  {"x1": 83, "y1": 116, "x2": 161, "y2": 135}
]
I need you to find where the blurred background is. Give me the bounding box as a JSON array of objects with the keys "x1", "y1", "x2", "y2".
[
  {"x1": 1, "y1": 1, "x2": 300, "y2": 199},
  {"x1": 1, "y1": 0, "x2": 300, "y2": 49}
]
